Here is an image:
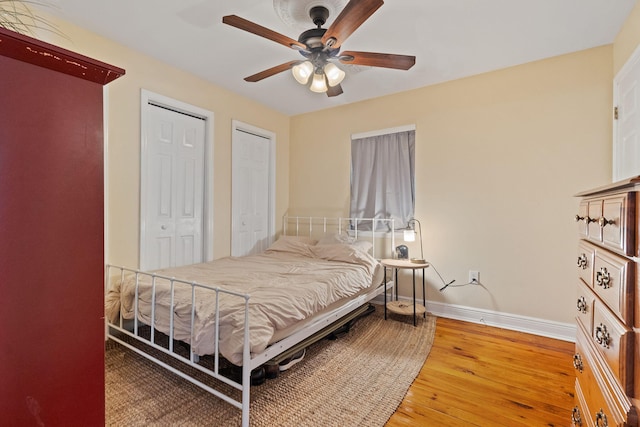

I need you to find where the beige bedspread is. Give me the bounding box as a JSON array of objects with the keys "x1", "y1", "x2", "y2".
[{"x1": 105, "y1": 238, "x2": 383, "y2": 365}]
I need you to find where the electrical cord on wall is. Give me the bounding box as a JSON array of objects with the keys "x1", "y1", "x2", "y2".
[
  {"x1": 426, "y1": 263, "x2": 456, "y2": 291},
  {"x1": 440, "y1": 277, "x2": 482, "y2": 291},
  {"x1": 428, "y1": 263, "x2": 482, "y2": 291}
]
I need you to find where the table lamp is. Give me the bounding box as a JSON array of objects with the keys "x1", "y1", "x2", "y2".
[{"x1": 403, "y1": 218, "x2": 425, "y2": 264}]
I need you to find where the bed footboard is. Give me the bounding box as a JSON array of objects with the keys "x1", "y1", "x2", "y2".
[{"x1": 105, "y1": 265, "x2": 253, "y2": 426}]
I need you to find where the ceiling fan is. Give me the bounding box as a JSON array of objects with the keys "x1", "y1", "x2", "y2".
[{"x1": 222, "y1": 0, "x2": 416, "y2": 97}]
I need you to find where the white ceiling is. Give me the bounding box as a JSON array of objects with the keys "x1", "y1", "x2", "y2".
[{"x1": 42, "y1": 0, "x2": 636, "y2": 116}]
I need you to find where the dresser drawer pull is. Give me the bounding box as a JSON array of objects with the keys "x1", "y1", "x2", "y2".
[
  {"x1": 595, "y1": 268, "x2": 611, "y2": 289},
  {"x1": 572, "y1": 353, "x2": 583, "y2": 372},
  {"x1": 571, "y1": 406, "x2": 582, "y2": 425},
  {"x1": 574, "y1": 214, "x2": 596, "y2": 224},
  {"x1": 595, "y1": 409, "x2": 608, "y2": 427},
  {"x1": 598, "y1": 216, "x2": 615, "y2": 228},
  {"x1": 595, "y1": 324, "x2": 610, "y2": 348},
  {"x1": 577, "y1": 253, "x2": 588, "y2": 269},
  {"x1": 576, "y1": 297, "x2": 587, "y2": 314}
]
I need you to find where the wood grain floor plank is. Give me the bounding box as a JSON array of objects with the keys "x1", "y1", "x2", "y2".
[{"x1": 386, "y1": 316, "x2": 575, "y2": 427}]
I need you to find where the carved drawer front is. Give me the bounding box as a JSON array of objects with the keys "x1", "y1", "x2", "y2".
[
  {"x1": 579, "y1": 193, "x2": 634, "y2": 257},
  {"x1": 635, "y1": 329, "x2": 640, "y2": 403},
  {"x1": 577, "y1": 241, "x2": 596, "y2": 287},
  {"x1": 592, "y1": 301, "x2": 634, "y2": 394},
  {"x1": 601, "y1": 195, "x2": 631, "y2": 256},
  {"x1": 588, "y1": 199, "x2": 604, "y2": 243},
  {"x1": 576, "y1": 279, "x2": 595, "y2": 333},
  {"x1": 576, "y1": 200, "x2": 589, "y2": 239},
  {"x1": 574, "y1": 328, "x2": 598, "y2": 423},
  {"x1": 593, "y1": 247, "x2": 634, "y2": 325},
  {"x1": 576, "y1": 323, "x2": 635, "y2": 426},
  {"x1": 573, "y1": 379, "x2": 591, "y2": 426},
  {"x1": 636, "y1": 267, "x2": 640, "y2": 330}
]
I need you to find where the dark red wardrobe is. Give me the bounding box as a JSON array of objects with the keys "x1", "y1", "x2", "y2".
[{"x1": 0, "y1": 27, "x2": 124, "y2": 425}]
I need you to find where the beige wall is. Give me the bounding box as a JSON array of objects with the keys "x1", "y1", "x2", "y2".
[
  {"x1": 614, "y1": 1, "x2": 640, "y2": 75},
  {"x1": 33, "y1": 5, "x2": 640, "y2": 325},
  {"x1": 290, "y1": 47, "x2": 613, "y2": 324},
  {"x1": 35, "y1": 15, "x2": 291, "y2": 267}
]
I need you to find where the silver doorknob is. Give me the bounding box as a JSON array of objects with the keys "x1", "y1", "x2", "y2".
[{"x1": 161, "y1": 225, "x2": 167, "y2": 230}]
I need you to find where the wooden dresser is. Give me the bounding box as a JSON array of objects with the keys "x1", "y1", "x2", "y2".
[{"x1": 573, "y1": 177, "x2": 640, "y2": 426}]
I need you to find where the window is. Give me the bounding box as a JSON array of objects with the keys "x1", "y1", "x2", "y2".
[{"x1": 350, "y1": 126, "x2": 415, "y2": 231}]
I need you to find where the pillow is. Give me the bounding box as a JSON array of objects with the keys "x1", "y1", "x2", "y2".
[
  {"x1": 311, "y1": 243, "x2": 377, "y2": 272},
  {"x1": 316, "y1": 232, "x2": 373, "y2": 254},
  {"x1": 277, "y1": 235, "x2": 318, "y2": 245},
  {"x1": 351, "y1": 239, "x2": 373, "y2": 254},
  {"x1": 316, "y1": 232, "x2": 355, "y2": 246},
  {"x1": 265, "y1": 235, "x2": 316, "y2": 256}
]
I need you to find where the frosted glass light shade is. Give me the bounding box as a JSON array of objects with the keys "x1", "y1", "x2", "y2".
[
  {"x1": 324, "y1": 62, "x2": 345, "y2": 87},
  {"x1": 309, "y1": 72, "x2": 328, "y2": 93},
  {"x1": 403, "y1": 229, "x2": 416, "y2": 242},
  {"x1": 291, "y1": 61, "x2": 313, "y2": 84}
]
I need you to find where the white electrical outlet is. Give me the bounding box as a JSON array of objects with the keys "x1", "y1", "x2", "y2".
[{"x1": 469, "y1": 270, "x2": 480, "y2": 283}]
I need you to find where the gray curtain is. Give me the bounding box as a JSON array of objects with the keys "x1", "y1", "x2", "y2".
[{"x1": 350, "y1": 130, "x2": 415, "y2": 230}]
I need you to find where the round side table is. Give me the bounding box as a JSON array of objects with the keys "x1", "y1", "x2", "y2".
[{"x1": 381, "y1": 259, "x2": 430, "y2": 326}]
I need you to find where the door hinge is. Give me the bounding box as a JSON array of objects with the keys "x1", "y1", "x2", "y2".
[{"x1": 614, "y1": 106, "x2": 619, "y2": 120}]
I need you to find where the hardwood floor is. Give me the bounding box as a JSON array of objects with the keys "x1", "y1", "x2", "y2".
[{"x1": 386, "y1": 316, "x2": 575, "y2": 427}]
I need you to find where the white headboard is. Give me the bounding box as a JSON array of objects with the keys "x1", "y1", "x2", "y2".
[{"x1": 282, "y1": 215, "x2": 397, "y2": 259}]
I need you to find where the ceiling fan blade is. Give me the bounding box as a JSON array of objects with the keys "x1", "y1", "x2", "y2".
[
  {"x1": 244, "y1": 60, "x2": 300, "y2": 82},
  {"x1": 339, "y1": 51, "x2": 416, "y2": 70},
  {"x1": 223, "y1": 15, "x2": 307, "y2": 51},
  {"x1": 326, "y1": 84, "x2": 343, "y2": 97},
  {"x1": 321, "y1": 0, "x2": 384, "y2": 49}
]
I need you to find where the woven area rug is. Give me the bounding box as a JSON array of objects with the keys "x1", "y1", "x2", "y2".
[{"x1": 105, "y1": 307, "x2": 436, "y2": 426}]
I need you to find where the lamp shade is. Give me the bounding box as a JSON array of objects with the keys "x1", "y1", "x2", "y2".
[
  {"x1": 309, "y1": 72, "x2": 328, "y2": 93},
  {"x1": 291, "y1": 61, "x2": 313, "y2": 84},
  {"x1": 403, "y1": 229, "x2": 416, "y2": 242},
  {"x1": 324, "y1": 62, "x2": 345, "y2": 87}
]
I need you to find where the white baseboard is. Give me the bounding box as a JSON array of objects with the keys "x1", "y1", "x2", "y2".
[{"x1": 372, "y1": 296, "x2": 576, "y2": 342}]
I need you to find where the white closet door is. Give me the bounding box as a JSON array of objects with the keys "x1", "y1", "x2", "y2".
[
  {"x1": 142, "y1": 104, "x2": 205, "y2": 270},
  {"x1": 614, "y1": 47, "x2": 640, "y2": 181},
  {"x1": 232, "y1": 127, "x2": 272, "y2": 257}
]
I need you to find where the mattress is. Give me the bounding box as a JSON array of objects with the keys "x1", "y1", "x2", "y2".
[{"x1": 105, "y1": 237, "x2": 383, "y2": 365}]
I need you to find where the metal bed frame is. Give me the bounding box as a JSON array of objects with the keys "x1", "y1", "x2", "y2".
[{"x1": 105, "y1": 216, "x2": 395, "y2": 427}]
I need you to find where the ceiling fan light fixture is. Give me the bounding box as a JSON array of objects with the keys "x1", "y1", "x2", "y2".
[
  {"x1": 309, "y1": 72, "x2": 328, "y2": 93},
  {"x1": 324, "y1": 62, "x2": 345, "y2": 87},
  {"x1": 292, "y1": 60, "x2": 314, "y2": 84},
  {"x1": 225, "y1": 0, "x2": 415, "y2": 98}
]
